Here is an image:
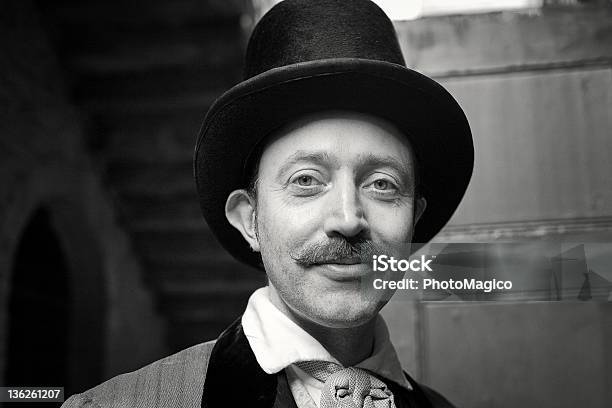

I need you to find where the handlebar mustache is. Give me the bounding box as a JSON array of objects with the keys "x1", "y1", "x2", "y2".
[{"x1": 290, "y1": 237, "x2": 387, "y2": 266}]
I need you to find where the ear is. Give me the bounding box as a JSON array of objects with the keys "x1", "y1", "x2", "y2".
[
  {"x1": 414, "y1": 196, "x2": 427, "y2": 226},
  {"x1": 225, "y1": 189, "x2": 260, "y2": 252}
]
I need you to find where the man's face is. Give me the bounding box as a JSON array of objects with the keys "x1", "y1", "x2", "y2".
[{"x1": 227, "y1": 111, "x2": 425, "y2": 328}]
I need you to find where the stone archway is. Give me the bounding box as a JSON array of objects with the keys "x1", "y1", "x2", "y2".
[
  {"x1": 5, "y1": 207, "x2": 72, "y2": 388},
  {"x1": 1, "y1": 161, "x2": 166, "y2": 393},
  {"x1": 0, "y1": 165, "x2": 107, "y2": 394}
]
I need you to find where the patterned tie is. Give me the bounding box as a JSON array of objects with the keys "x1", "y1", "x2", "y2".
[{"x1": 295, "y1": 361, "x2": 396, "y2": 408}]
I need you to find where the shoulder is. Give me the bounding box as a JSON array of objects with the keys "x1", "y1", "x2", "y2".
[
  {"x1": 401, "y1": 371, "x2": 457, "y2": 408},
  {"x1": 419, "y1": 383, "x2": 457, "y2": 408},
  {"x1": 62, "y1": 341, "x2": 216, "y2": 408}
]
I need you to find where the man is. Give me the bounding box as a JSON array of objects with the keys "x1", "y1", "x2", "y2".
[{"x1": 63, "y1": 0, "x2": 473, "y2": 407}]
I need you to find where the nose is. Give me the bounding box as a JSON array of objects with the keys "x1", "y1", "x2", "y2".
[{"x1": 323, "y1": 178, "x2": 368, "y2": 239}]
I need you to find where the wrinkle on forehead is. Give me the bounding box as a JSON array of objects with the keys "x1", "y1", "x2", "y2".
[{"x1": 259, "y1": 111, "x2": 416, "y2": 179}]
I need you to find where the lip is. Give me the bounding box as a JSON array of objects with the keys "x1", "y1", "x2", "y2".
[
  {"x1": 318, "y1": 257, "x2": 362, "y2": 265},
  {"x1": 313, "y1": 261, "x2": 371, "y2": 282}
]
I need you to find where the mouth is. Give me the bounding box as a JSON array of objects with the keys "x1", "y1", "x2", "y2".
[
  {"x1": 311, "y1": 258, "x2": 371, "y2": 282},
  {"x1": 314, "y1": 257, "x2": 362, "y2": 266}
]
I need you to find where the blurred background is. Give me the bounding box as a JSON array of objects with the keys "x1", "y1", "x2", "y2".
[{"x1": 0, "y1": 0, "x2": 610, "y2": 407}]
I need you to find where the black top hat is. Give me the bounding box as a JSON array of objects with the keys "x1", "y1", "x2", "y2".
[{"x1": 194, "y1": 0, "x2": 474, "y2": 270}]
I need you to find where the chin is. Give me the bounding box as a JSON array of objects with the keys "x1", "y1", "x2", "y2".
[{"x1": 301, "y1": 296, "x2": 383, "y2": 329}]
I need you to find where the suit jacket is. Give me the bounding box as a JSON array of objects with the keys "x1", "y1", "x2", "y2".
[{"x1": 62, "y1": 318, "x2": 455, "y2": 408}]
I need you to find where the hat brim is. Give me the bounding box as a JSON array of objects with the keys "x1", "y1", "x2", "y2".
[{"x1": 194, "y1": 58, "x2": 474, "y2": 270}]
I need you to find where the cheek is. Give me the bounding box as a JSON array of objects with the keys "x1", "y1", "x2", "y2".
[
  {"x1": 365, "y1": 202, "x2": 415, "y2": 241},
  {"x1": 256, "y1": 194, "x2": 321, "y2": 253},
  {"x1": 259, "y1": 191, "x2": 323, "y2": 231}
]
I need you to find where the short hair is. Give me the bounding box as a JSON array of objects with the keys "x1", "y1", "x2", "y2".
[{"x1": 244, "y1": 138, "x2": 264, "y2": 202}]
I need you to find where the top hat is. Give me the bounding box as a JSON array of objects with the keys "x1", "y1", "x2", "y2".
[{"x1": 194, "y1": 0, "x2": 474, "y2": 270}]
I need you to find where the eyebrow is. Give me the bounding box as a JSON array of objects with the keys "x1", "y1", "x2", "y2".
[
  {"x1": 277, "y1": 151, "x2": 333, "y2": 177},
  {"x1": 354, "y1": 153, "x2": 414, "y2": 180}
]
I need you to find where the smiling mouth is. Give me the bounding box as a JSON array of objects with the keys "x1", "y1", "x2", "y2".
[{"x1": 311, "y1": 259, "x2": 370, "y2": 281}]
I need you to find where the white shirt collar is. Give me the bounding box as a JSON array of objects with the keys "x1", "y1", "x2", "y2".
[{"x1": 241, "y1": 286, "x2": 412, "y2": 390}]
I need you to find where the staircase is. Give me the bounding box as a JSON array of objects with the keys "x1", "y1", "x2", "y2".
[{"x1": 37, "y1": 0, "x2": 266, "y2": 352}]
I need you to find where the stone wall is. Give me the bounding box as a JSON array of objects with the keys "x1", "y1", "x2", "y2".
[{"x1": 383, "y1": 6, "x2": 612, "y2": 408}]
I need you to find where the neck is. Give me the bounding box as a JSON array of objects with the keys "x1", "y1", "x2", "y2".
[
  {"x1": 294, "y1": 313, "x2": 377, "y2": 367},
  {"x1": 268, "y1": 286, "x2": 376, "y2": 366}
]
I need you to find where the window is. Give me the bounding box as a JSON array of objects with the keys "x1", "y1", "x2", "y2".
[
  {"x1": 418, "y1": 0, "x2": 543, "y2": 17},
  {"x1": 251, "y1": 0, "x2": 545, "y2": 21}
]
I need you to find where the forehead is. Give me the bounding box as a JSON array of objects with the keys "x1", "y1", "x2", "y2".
[{"x1": 258, "y1": 111, "x2": 415, "y2": 172}]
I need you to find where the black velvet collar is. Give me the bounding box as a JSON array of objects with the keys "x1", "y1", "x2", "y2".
[
  {"x1": 201, "y1": 317, "x2": 278, "y2": 408},
  {"x1": 201, "y1": 317, "x2": 438, "y2": 408}
]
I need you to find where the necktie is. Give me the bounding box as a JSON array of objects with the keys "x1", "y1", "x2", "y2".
[{"x1": 295, "y1": 361, "x2": 396, "y2": 408}]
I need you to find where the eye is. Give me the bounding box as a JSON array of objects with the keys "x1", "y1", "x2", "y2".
[
  {"x1": 373, "y1": 179, "x2": 391, "y2": 190},
  {"x1": 296, "y1": 175, "x2": 315, "y2": 186},
  {"x1": 363, "y1": 174, "x2": 402, "y2": 198},
  {"x1": 367, "y1": 178, "x2": 398, "y2": 192},
  {"x1": 289, "y1": 172, "x2": 324, "y2": 189}
]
